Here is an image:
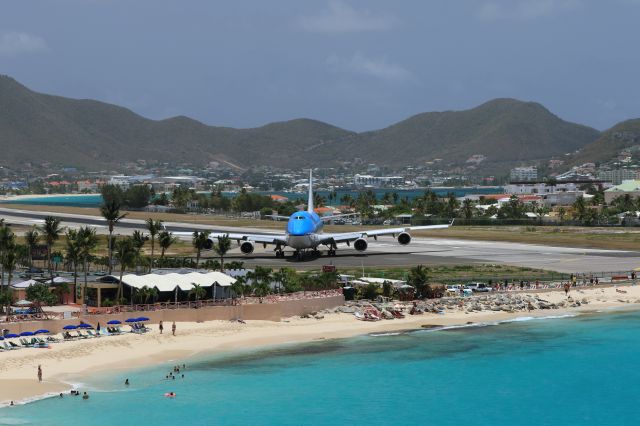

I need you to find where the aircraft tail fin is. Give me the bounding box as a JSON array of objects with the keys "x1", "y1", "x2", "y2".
[{"x1": 307, "y1": 169, "x2": 314, "y2": 213}]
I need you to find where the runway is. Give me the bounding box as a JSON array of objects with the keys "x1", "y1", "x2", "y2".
[{"x1": 1, "y1": 207, "x2": 638, "y2": 273}]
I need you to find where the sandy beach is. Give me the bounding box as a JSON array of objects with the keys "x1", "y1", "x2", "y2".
[{"x1": 1, "y1": 284, "x2": 640, "y2": 406}]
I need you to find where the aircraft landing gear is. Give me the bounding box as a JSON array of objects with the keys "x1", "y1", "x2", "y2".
[
  {"x1": 275, "y1": 250, "x2": 285, "y2": 258},
  {"x1": 327, "y1": 249, "x2": 336, "y2": 257}
]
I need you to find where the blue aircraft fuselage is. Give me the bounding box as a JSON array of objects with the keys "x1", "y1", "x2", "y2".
[{"x1": 286, "y1": 211, "x2": 323, "y2": 236}]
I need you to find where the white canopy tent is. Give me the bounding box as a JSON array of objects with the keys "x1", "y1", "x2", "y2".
[{"x1": 98, "y1": 271, "x2": 236, "y2": 292}]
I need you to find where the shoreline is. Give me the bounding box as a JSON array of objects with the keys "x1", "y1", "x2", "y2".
[{"x1": 2, "y1": 285, "x2": 640, "y2": 407}]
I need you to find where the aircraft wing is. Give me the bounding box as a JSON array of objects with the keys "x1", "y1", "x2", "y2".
[
  {"x1": 206, "y1": 231, "x2": 288, "y2": 246},
  {"x1": 320, "y1": 223, "x2": 450, "y2": 244},
  {"x1": 172, "y1": 231, "x2": 288, "y2": 246}
]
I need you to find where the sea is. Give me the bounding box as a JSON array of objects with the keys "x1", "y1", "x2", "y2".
[
  {"x1": 0, "y1": 187, "x2": 503, "y2": 208},
  {"x1": 2, "y1": 309, "x2": 639, "y2": 425}
]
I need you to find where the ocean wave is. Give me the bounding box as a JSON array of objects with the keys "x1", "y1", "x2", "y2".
[
  {"x1": 0, "y1": 418, "x2": 30, "y2": 425},
  {"x1": 369, "y1": 332, "x2": 404, "y2": 337}
]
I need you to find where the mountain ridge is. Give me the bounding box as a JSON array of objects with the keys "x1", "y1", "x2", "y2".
[{"x1": 0, "y1": 74, "x2": 603, "y2": 172}]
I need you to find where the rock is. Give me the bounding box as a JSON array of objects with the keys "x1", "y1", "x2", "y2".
[{"x1": 314, "y1": 314, "x2": 324, "y2": 320}]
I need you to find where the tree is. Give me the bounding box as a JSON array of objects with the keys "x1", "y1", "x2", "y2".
[
  {"x1": 213, "y1": 235, "x2": 232, "y2": 272},
  {"x1": 77, "y1": 226, "x2": 98, "y2": 305},
  {"x1": 572, "y1": 196, "x2": 587, "y2": 222},
  {"x1": 100, "y1": 200, "x2": 127, "y2": 274},
  {"x1": 24, "y1": 226, "x2": 40, "y2": 267},
  {"x1": 461, "y1": 198, "x2": 475, "y2": 220},
  {"x1": 247, "y1": 266, "x2": 272, "y2": 300},
  {"x1": 41, "y1": 216, "x2": 63, "y2": 282},
  {"x1": 158, "y1": 230, "x2": 176, "y2": 258},
  {"x1": 26, "y1": 282, "x2": 57, "y2": 318},
  {"x1": 408, "y1": 265, "x2": 429, "y2": 298},
  {"x1": 65, "y1": 229, "x2": 81, "y2": 303},
  {"x1": 445, "y1": 193, "x2": 460, "y2": 218},
  {"x1": 145, "y1": 219, "x2": 163, "y2": 270},
  {"x1": 231, "y1": 276, "x2": 247, "y2": 300},
  {"x1": 131, "y1": 230, "x2": 148, "y2": 271},
  {"x1": 189, "y1": 283, "x2": 206, "y2": 302},
  {"x1": 114, "y1": 237, "x2": 140, "y2": 302},
  {"x1": 192, "y1": 231, "x2": 209, "y2": 269},
  {"x1": 0, "y1": 222, "x2": 15, "y2": 290}
]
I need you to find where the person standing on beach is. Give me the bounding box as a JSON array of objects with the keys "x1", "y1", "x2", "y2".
[
  {"x1": 37, "y1": 365, "x2": 42, "y2": 382},
  {"x1": 171, "y1": 321, "x2": 176, "y2": 336},
  {"x1": 159, "y1": 320, "x2": 164, "y2": 334},
  {"x1": 564, "y1": 283, "x2": 570, "y2": 297}
]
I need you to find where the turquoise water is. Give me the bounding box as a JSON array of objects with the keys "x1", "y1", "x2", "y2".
[
  {"x1": 0, "y1": 187, "x2": 503, "y2": 208},
  {"x1": 3, "y1": 310, "x2": 640, "y2": 425}
]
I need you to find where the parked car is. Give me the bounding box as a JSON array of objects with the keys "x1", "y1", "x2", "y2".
[
  {"x1": 445, "y1": 285, "x2": 472, "y2": 296},
  {"x1": 467, "y1": 282, "x2": 493, "y2": 292}
]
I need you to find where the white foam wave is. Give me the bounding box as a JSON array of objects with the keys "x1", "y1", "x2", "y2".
[{"x1": 369, "y1": 332, "x2": 404, "y2": 337}]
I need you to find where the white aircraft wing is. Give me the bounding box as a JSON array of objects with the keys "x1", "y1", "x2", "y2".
[
  {"x1": 207, "y1": 231, "x2": 288, "y2": 246},
  {"x1": 172, "y1": 230, "x2": 287, "y2": 245},
  {"x1": 320, "y1": 223, "x2": 450, "y2": 244}
]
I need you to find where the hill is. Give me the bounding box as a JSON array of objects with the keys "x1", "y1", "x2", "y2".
[
  {"x1": 0, "y1": 75, "x2": 601, "y2": 171},
  {"x1": 568, "y1": 119, "x2": 640, "y2": 167}
]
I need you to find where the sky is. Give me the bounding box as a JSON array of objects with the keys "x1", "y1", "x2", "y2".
[{"x1": 1, "y1": 0, "x2": 639, "y2": 132}]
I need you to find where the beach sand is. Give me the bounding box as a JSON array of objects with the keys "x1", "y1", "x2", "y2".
[{"x1": 1, "y1": 284, "x2": 639, "y2": 406}]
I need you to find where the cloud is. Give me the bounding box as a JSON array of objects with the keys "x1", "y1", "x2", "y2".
[
  {"x1": 0, "y1": 31, "x2": 47, "y2": 55},
  {"x1": 327, "y1": 52, "x2": 412, "y2": 82},
  {"x1": 477, "y1": 0, "x2": 581, "y2": 20},
  {"x1": 297, "y1": 1, "x2": 395, "y2": 34}
]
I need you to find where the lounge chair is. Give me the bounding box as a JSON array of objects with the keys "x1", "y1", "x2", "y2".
[
  {"x1": 9, "y1": 341, "x2": 21, "y2": 349},
  {"x1": 75, "y1": 331, "x2": 89, "y2": 339},
  {"x1": 3, "y1": 341, "x2": 14, "y2": 350},
  {"x1": 87, "y1": 330, "x2": 99, "y2": 338},
  {"x1": 20, "y1": 338, "x2": 33, "y2": 348},
  {"x1": 46, "y1": 336, "x2": 60, "y2": 343},
  {"x1": 63, "y1": 332, "x2": 74, "y2": 341}
]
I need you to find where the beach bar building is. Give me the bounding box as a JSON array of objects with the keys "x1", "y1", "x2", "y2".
[{"x1": 93, "y1": 271, "x2": 236, "y2": 307}]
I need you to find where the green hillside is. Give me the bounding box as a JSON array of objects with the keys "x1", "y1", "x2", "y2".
[
  {"x1": 0, "y1": 75, "x2": 602, "y2": 171},
  {"x1": 568, "y1": 119, "x2": 640, "y2": 166}
]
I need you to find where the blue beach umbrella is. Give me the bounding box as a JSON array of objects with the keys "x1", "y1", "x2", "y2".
[
  {"x1": 78, "y1": 323, "x2": 93, "y2": 329},
  {"x1": 0, "y1": 336, "x2": 4, "y2": 340},
  {"x1": 125, "y1": 318, "x2": 139, "y2": 323},
  {"x1": 35, "y1": 329, "x2": 50, "y2": 334},
  {"x1": 63, "y1": 325, "x2": 78, "y2": 330},
  {"x1": 5, "y1": 333, "x2": 19, "y2": 338},
  {"x1": 137, "y1": 317, "x2": 150, "y2": 322},
  {"x1": 107, "y1": 320, "x2": 121, "y2": 325},
  {"x1": 20, "y1": 331, "x2": 35, "y2": 336}
]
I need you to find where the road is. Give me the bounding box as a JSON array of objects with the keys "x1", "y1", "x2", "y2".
[{"x1": 1, "y1": 207, "x2": 638, "y2": 273}]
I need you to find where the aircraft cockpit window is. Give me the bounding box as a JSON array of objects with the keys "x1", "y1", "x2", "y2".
[{"x1": 295, "y1": 216, "x2": 304, "y2": 220}]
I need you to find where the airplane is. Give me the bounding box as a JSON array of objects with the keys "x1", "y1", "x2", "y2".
[{"x1": 200, "y1": 171, "x2": 451, "y2": 261}]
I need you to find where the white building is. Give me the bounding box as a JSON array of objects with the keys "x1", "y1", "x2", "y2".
[
  {"x1": 510, "y1": 167, "x2": 538, "y2": 181},
  {"x1": 354, "y1": 174, "x2": 404, "y2": 187}
]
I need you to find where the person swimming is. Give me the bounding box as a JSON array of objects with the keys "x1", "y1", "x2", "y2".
[
  {"x1": 82, "y1": 392, "x2": 89, "y2": 400},
  {"x1": 164, "y1": 392, "x2": 176, "y2": 398},
  {"x1": 125, "y1": 378, "x2": 129, "y2": 385}
]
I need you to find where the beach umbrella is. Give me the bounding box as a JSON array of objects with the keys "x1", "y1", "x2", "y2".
[
  {"x1": 125, "y1": 318, "x2": 139, "y2": 323},
  {"x1": 20, "y1": 331, "x2": 35, "y2": 336},
  {"x1": 63, "y1": 325, "x2": 78, "y2": 330},
  {"x1": 35, "y1": 329, "x2": 50, "y2": 334},
  {"x1": 78, "y1": 323, "x2": 93, "y2": 329},
  {"x1": 137, "y1": 317, "x2": 150, "y2": 322},
  {"x1": 107, "y1": 320, "x2": 121, "y2": 325},
  {"x1": 5, "y1": 333, "x2": 19, "y2": 338},
  {"x1": 0, "y1": 337, "x2": 4, "y2": 340}
]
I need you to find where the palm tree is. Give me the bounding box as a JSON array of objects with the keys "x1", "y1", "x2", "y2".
[
  {"x1": 408, "y1": 265, "x2": 429, "y2": 298},
  {"x1": 192, "y1": 231, "x2": 209, "y2": 269},
  {"x1": 0, "y1": 223, "x2": 14, "y2": 289},
  {"x1": 145, "y1": 218, "x2": 163, "y2": 270},
  {"x1": 100, "y1": 200, "x2": 127, "y2": 274},
  {"x1": 114, "y1": 237, "x2": 140, "y2": 303},
  {"x1": 461, "y1": 199, "x2": 475, "y2": 220},
  {"x1": 247, "y1": 266, "x2": 272, "y2": 301},
  {"x1": 158, "y1": 230, "x2": 176, "y2": 258},
  {"x1": 24, "y1": 226, "x2": 40, "y2": 267},
  {"x1": 131, "y1": 230, "x2": 148, "y2": 272},
  {"x1": 77, "y1": 226, "x2": 98, "y2": 305},
  {"x1": 214, "y1": 235, "x2": 232, "y2": 272},
  {"x1": 230, "y1": 276, "x2": 247, "y2": 300},
  {"x1": 41, "y1": 216, "x2": 64, "y2": 283},
  {"x1": 64, "y1": 229, "x2": 81, "y2": 303},
  {"x1": 189, "y1": 283, "x2": 206, "y2": 302}
]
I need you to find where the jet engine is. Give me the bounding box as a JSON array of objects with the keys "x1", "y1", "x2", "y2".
[
  {"x1": 240, "y1": 241, "x2": 255, "y2": 254},
  {"x1": 354, "y1": 238, "x2": 368, "y2": 252},
  {"x1": 397, "y1": 232, "x2": 411, "y2": 245}
]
